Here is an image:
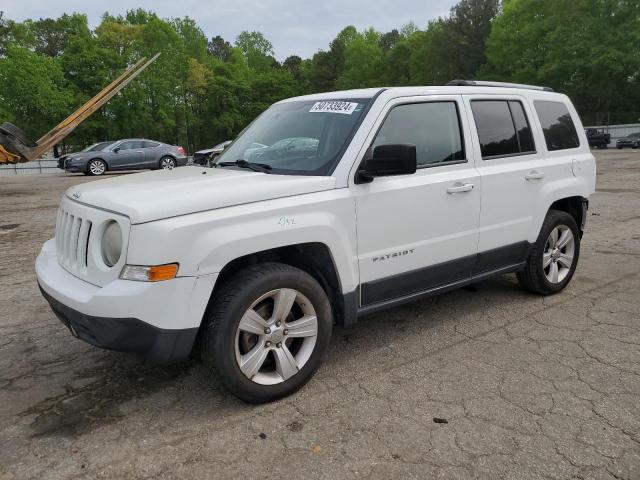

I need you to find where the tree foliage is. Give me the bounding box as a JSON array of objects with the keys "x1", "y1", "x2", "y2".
[
  {"x1": 482, "y1": 0, "x2": 640, "y2": 124},
  {"x1": 0, "y1": 1, "x2": 637, "y2": 154}
]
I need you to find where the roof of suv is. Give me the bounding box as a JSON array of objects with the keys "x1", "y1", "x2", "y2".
[{"x1": 280, "y1": 82, "x2": 565, "y2": 104}]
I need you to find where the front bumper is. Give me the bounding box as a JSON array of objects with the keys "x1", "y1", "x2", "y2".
[
  {"x1": 40, "y1": 286, "x2": 198, "y2": 363},
  {"x1": 36, "y1": 239, "x2": 216, "y2": 363}
]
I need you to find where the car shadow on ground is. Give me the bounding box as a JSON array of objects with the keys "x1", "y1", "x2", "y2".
[{"x1": 21, "y1": 275, "x2": 526, "y2": 438}]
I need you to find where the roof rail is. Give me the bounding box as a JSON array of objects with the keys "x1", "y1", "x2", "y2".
[{"x1": 446, "y1": 79, "x2": 554, "y2": 92}]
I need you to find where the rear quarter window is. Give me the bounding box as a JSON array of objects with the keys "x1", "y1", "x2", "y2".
[{"x1": 534, "y1": 100, "x2": 580, "y2": 151}]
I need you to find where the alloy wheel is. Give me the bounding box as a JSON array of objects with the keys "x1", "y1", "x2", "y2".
[
  {"x1": 89, "y1": 160, "x2": 105, "y2": 175},
  {"x1": 234, "y1": 288, "x2": 318, "y2": 385},
  {"x1": 161, "y1": 157, "x2": 176, "y2": 169},
  {"x1": 543, "y1": 225, "x2": 575, "y2": 283}
]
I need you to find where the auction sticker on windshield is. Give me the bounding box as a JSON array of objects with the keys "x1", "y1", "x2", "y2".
[{"x1": 309, "y1": 101, "x2": 359, "y2": 114}]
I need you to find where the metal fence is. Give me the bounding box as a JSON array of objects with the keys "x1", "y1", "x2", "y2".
[
  {"x1": 0, "y1": 159, "x2": 59, "y2": 176},
  {"x1": 584, "y1": 123, "x2": 640, "y2": 146}
]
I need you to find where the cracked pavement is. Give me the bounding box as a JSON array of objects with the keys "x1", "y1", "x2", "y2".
[{"x1": 1, "y1": 150, "x2": 639, "y2": 479}]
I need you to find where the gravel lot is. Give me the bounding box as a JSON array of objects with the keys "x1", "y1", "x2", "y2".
[{"x1": 1, "y1": 150, "x2": 639, "y2": 479}]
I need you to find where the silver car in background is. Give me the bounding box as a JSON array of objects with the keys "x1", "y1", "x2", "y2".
[{"x1": 62, "y1": 139, "x2": 187, "y2": 175}]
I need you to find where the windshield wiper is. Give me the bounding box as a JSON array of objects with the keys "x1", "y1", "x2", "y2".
[{"x1": 217, "y1": 159, "x2": 272, "y2": 173}]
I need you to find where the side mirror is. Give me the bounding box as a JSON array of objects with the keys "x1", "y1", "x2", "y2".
[
  {"x1": 355, "y1": 144, "x2": 417, "y2": 184},
  {"x1": 113, "y1": 147, "x2": 120, "y2": 153}
]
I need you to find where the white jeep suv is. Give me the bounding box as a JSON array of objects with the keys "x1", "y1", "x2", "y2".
[{"x1": 36, "y1": 81, "x2": 596, "y2": 402}]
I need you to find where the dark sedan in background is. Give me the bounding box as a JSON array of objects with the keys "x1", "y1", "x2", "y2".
[
  {"x1": 60, "y1": 139, "x2": 187, "y2": 175},
  {"x1": 616, "y1": 132, "x2": 640, "y2": 149}
]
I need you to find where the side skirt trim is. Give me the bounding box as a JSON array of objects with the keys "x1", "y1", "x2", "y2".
[{"x1": 356, "y1": 261, "x2": 526, "y2": 318}]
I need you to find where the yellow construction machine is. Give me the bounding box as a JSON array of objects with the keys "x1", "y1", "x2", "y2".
[{"x1": 0, "y1": 53, "x2": 160, "y2": 165}]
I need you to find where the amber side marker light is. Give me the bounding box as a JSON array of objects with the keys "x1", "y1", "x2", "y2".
[{"x1": 120, "y1": 264, "x2": 179, "y2": 282}]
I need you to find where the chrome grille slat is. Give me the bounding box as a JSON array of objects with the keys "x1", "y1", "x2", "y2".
[
  {"x1": 55, "y1": 209, "x2": 63, "y2": 258},
  {"x1": 70, "y1": 217, "x2": 82, "y2": 265},
  {"x1": 60, "y1": 212, "x2": 70, "y2": 262},
  {"x1": 63, "y1": 214, "x2": 74, "y2": 264},
  {"x1": 77, "y1": 220, "x2": 91, "y2": 268}
]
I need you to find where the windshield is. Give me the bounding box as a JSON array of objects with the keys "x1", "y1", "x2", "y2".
[
  {"x1": 216, "y1": 99, "x2": 371, "y2": 175},
  {"x1": 85, "y1": 141, "x2": 115, "y2": 152}
]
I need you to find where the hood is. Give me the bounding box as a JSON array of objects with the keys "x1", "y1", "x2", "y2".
[
  {"x1": 195, "y1": 146, "x2": 225, "y2": 155},
  {"x1": 66, "y1": 166, "x2": 336, "y2": 224}
]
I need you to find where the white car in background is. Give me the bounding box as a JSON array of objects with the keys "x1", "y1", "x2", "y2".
[{"x1": 192, "y1": 140, "x2": 232, "y2": 166}]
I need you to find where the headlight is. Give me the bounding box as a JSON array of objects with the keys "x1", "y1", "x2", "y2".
[{"x1": 101, "y1": 221, "x2": 122, "y2": 267}]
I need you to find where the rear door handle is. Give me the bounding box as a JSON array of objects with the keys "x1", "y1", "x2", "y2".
[
  {"x1": 447, "y1": 182, "x2": 474, "y2": 194},
  {"x1": 525, "y1": 170, "x2": 545, "y2": 181}
]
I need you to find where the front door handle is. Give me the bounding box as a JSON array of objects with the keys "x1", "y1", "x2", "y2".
[
  {"x1": 525, "y1": 170, "x2": 545, "y2": 181},
  {"x1": 447, "y1": 182, "x2": 474, "y2": 194}
]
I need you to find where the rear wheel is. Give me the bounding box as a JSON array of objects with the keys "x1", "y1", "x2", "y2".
[
  {"x1": 160, "y1": 156, "x2": 176, "y2": 169},
  {"x1": 202, "y1": 263, "x2": 333, "y2": 403},
  {"x1": 517, "y1": 210, "x2": 580, "y2": 295},
  {"x1": 87, "y1": 159, "x2": 106, "y2": 176}
]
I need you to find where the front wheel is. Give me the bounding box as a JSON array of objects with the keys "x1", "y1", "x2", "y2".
[
  {"x1": 202, "y1": 263, "x2": 333, "y2": 403},
  {"x1": 87, "y1": 159, "x2": 106, "y2": 176},
  {"x1": 517, "y1": 210, "x2": 580, "y2": 295}
]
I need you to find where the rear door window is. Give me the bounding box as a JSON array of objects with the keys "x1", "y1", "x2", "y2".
[
  {"x1": 534, "y1": 100, "x2": 580, "y2": 151},
  {"x1": 470, "y1": 100, "x2": 536, "y2": 159}
]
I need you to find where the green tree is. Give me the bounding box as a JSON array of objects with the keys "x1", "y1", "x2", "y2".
[
  {"x1": 409, "y1": 0, "x2": 499, "y2": 85},
  {"x1": 208, "y1": 35, "x2": 232, "y2": 61},
  {"x1": 336, "y1": 28, "x2": 384, "y2": 89},
  {"x1": 235, "y1": 31, "x2": 276, "y2": 72},
  {"x1": 0, "y1": 45, "x2": 72, "y2": 138}
]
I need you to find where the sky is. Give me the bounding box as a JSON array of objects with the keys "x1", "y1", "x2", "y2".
[{"x1": 1, "y1": 0, "x2": 458, "y2": 60}]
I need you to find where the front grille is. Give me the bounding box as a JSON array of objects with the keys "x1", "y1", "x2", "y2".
[{"x1": 56, "y1": 207, "x2": 92, "y2": 271}]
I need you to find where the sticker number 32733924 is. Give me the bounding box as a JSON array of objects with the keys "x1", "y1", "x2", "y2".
[{"x1": 309, "y1": 101, "x2": 359, "y2": 115}]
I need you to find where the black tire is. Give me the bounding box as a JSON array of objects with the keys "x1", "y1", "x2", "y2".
[
  {"x1": 86, "y1": 159, "x2": 107, "y2": 176},
  {"x1": 517, "y1": 210, "x2": 580, "y2": 295},
  {"x1": 159, "y1": 156, "x2": 176, "y2": 169},
  {"x1": 0, "y1": 122, "x2": 36, "y2": 147},
  {"x1": 617, "y1": 146, "x2": 623, "y2": 150},
  {"x1": 202, "y1": 263, "x2": 333, "y2": 403}
]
